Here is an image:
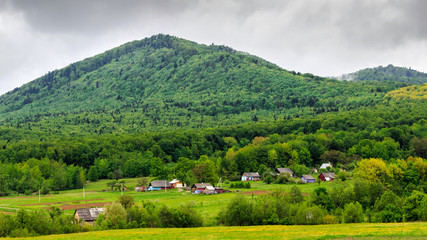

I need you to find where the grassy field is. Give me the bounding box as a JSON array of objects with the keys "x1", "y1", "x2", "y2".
[
  {"x1": 10, "y1": 222, "x2": 427, "y2": 240},
  {"x1": 0, "y1": 176, "x2": 340, "y2": 223}
]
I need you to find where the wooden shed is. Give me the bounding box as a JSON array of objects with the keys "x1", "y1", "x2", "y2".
[
  {"x1": 74, "y1": 208, "x2": 105, "y2": 224},
  {"x1": 215, "y1": 187, "x2": 224, "y2": 194}
]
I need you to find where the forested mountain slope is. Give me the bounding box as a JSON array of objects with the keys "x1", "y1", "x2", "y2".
[
  {"x1": 337, "y1": 64, "x2": 427, "y2": 85},
  {"x1": 0, "y1": 34, "x2": 406, "y2": 135}
]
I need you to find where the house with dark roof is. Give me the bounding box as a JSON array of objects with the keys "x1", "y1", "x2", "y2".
[
  {"x1": 276, "y1": 168, "x2": 296, "y2": 177},
  {"x1": 241, "y1": 172, "x2": 261, "y2": 181},
  {"x1": 191, "y1": 183, "x2": 212, "y2": 194},
  {"x1": 301, "y1": 174, "x2": 316, "y2": 183},
  {"x1": 74, "y1": 208, "x2": 105, "y2": 224},
  {"x1": 319, "y1": 172, "x2": 336, "y2": 181},
  {"x1": 148, "y1": 180, "x2": 173, "y2": 191}
]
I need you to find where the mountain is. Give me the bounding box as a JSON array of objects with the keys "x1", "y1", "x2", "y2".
[
  {"x1": 337, "y1": 64, "x2": 427, "y2": 85},
  {"x1": 0, "y1": 34, "x2": 406, "y2": 136}
]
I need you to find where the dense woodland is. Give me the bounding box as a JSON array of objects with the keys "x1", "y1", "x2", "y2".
[{"x1": 0, "y1": 100, "x2": 426, "y2": 196}]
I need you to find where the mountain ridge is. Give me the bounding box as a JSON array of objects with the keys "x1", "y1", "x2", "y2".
[
  {"x1": 336, "y1": 64, "x2": 427, "y2": 85},
  {"x1": 0, "y1": 34, "x2": 408, "y2": 135}
]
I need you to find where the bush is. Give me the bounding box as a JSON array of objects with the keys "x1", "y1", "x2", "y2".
[
  {"x1": 263, "y1": 174, "x2": 274, "y2": 184},
  {"x1": 219, "y1": 195, "x2": 254, "y2": 226},
  {"x1": 276, "y1": 173, "x2": 291, "y2": 184},
  {"x1": 323, "y1": 215, "x2": 339, "y2": 224}
]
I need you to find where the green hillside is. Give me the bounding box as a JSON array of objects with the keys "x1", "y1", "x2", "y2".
[
  {"x1": 337, "y1": 64, "x2": 427, "y2": 85},
  {"x1": 0, "y1": 34, "x2": 406, "y2": 135}
]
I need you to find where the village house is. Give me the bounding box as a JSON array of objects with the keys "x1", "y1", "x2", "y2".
[
  {"x1": 203, "y1": 185, "x2": 216, "y2": 194},
  {"x1": 276, "y1": 168, "x2": 296, "y2": 177},
  {"x1": 319, "y1": 172, "x2": 336, "y2": 181},
  {"x1": 74, "y1": 208, "x2": 105, "y2": 224},
  {"x1": 191, "y1": 183, "x2": 212, "y2": 194},
  {"x1": 169, "y1": 179, "x2": 183, "y2": 188},
  {"x1": 319, "y1": 162, "x2": 333, "y2": 170},
  {"x1": 241, "y1": 172, "x2": 261, "y2": 181},
  {"x1": 301, "y1": 174, "x2": 316, "y2": 183},
  {"x1": 147, "y1": 180, "x2": 173, "y2": 191}
]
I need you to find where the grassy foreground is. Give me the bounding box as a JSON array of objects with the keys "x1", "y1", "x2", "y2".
[{"x1": 9, "y1": 222, "x2": 427, "y2": 240}]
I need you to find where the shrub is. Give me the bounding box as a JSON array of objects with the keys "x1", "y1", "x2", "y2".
[{"x1": 263, "y1": 174, "x2": 274, "y2": 184}]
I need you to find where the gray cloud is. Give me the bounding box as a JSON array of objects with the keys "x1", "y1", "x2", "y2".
[{"x1": 0, "y1": 0, "x2": 426, "y2": 94}]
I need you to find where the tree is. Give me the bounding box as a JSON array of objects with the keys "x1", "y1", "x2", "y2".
[
  {"x1": 220, "y1": 195, "x2": 254, "y2": 226},
  {"x1": 343, "y1": 202, "x2": 364, "y2": 223},
  {"x1": 320, "y1": 150, "x2": 348, "y2": 166},
  {"x1": 118, "y1": 194, "x2": 135, "y2": 209},
  {"x1": 312, "y1": 187, "x2": 333, "y2": 211},
  {"x1": 136, "y1": 177, "x2": 150, "y2": 187},
  {"x1": 104, "y1": 202, "x2": 127, "y2": 229},
  {"x1": 354, "y1": 158, "x2": 390, "y2": 183},
  {"x1": 192, "y1": 156, "x2": 218, "y2": 184},
  {"x1": 288, "y1": 186, "x2": 304, "y2": 204},
  {"x1": 403, "y1": 191, "x2": 426, "y2": 221},
  {"x1": 87, "y1": 166, "x2": 98, "y2": 182}
]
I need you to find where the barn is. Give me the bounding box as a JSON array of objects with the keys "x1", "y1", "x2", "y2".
[{"x1": 319, "y1": 172, "x2": 336, "y2": 181}]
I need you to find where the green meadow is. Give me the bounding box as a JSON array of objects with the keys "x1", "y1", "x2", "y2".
[{"x1": 1, "y1": 175, "x2": 336, "y2": 223}]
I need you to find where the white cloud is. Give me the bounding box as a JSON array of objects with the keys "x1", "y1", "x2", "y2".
[{"x1": 0, "y1": 0, "x2": 426, "y2": 94}]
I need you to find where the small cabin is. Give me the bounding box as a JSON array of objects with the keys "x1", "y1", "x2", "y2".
[
  {"x1": 276, "y1": 168, "x2": 296, "y2": 177},
  {"x1": 241, "y1": 172, "x2": 261, "y2": 181},
  {"x1": 74, "y1": 208, "x2": 105, "y2": 224},
  {"x1": 301, "y1": 175, "x2": 316, "y2": 183}
]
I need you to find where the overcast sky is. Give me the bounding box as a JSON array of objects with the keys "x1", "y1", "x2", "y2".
[{"x1": 0, "y1": 0, "x2": 426, "y2": 95}]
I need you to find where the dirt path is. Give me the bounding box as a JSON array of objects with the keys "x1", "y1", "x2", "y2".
[
  {"x1": 19, "y1": 199, "x2": 105, "y2": 206},
  {"x1": 55, "y1": 202, "x2": 112, "y2": 211},
  {"x1": 242, "y1": 190, "x2": 269, "y2": 195}
]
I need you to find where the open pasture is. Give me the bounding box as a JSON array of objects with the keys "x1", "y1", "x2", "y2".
[{"x1": 0, "y1": 177, "x2": 340, "y2": 221}]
